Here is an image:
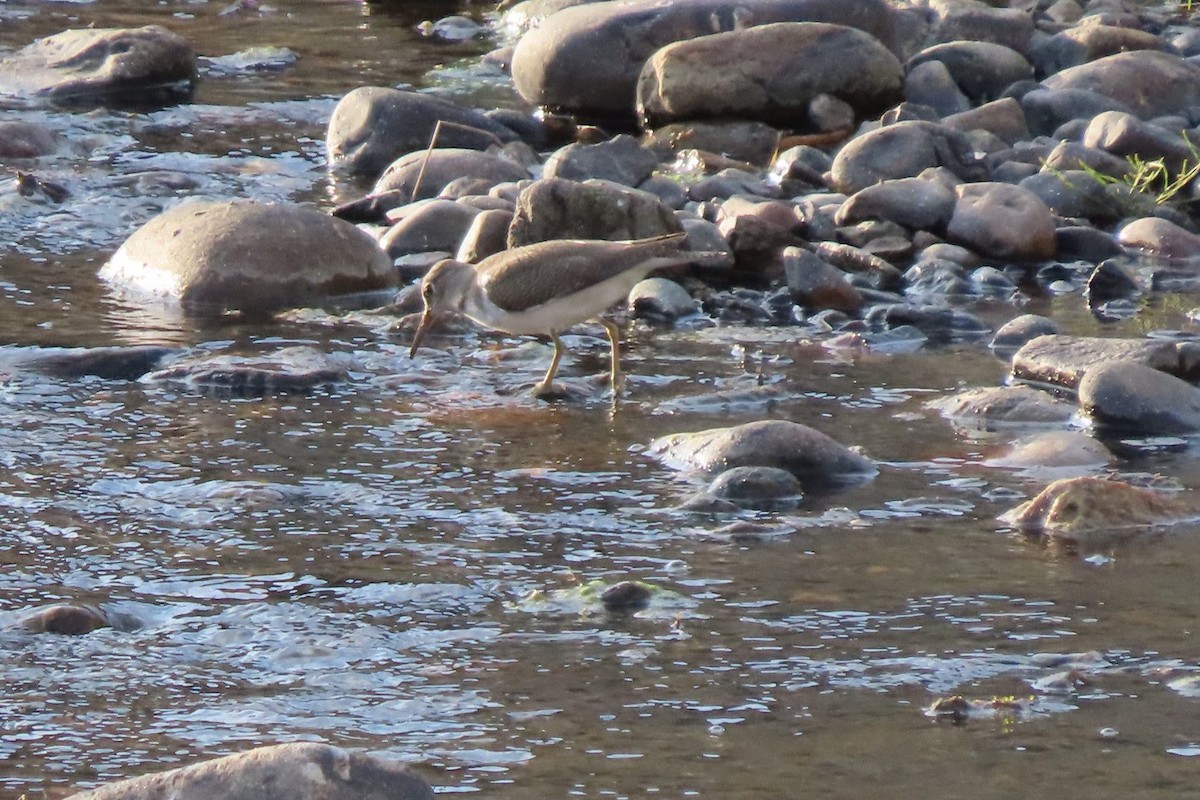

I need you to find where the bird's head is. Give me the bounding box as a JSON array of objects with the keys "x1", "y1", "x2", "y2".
[{"x1": 409, "y1": 259, "x2": 476, "y2": 357}]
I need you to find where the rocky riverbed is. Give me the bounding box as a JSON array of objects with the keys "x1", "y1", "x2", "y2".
[{"x1": 8, "y1": 0, "x2": 1200, "y2": 798}]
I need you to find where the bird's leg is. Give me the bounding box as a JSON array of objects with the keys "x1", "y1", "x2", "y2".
[
  {"x1": 601, "y1": 319, "x2": 624, "y2": 394},
  {"x1": 534, "y1": 332, "x2": 565, "y2": 395}
]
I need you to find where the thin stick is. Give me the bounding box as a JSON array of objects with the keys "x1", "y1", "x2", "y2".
[{"x1": 409, "y1": 119, "x2": 509, "y2": 202}]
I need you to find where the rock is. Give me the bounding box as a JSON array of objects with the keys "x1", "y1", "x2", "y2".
[
  {"x1": 142, "y1": 347, "x2": 349, "y2": 395},
  {"x1": 1117, "y1": 217, "x2": 1200, "y2": 261},
  {"x1": 18, "y1": 604, "x2": 114, "y2": 635},
  {"x1": 834, "y1": 177, "x2": 956, "y2": 231},
  {"x1": 456, "y1": 208, "x2": 513, "y2": 263},
  {"x1": 922, "y1": 0, "x2": 1034, "y2": 55},
  {"x1": 62, "y1": 742, "x2": 435, "y2": 800},
  {"x1": 1084, "y1": 258, "x2": 1140, "y2": 304},
  {"x1": 998, "y1": 476, "x2": 1200, "y2": 536},
  {"x1": 646, "y1": 419, "x2": 876, "y2": 485},
  {"x1": 629, "y1": 277, "x2": 696, "y2": 320},
  {"x1": 380, "y1": 200, "x2": 480, "y2": 258},
  {"x1": 100, "y1": 201, "x2": 395, "y2": 314},
  {"x1": 543, "y1": 134, "x2": 660, "y2": 186},
  {"x1": 1082, "y1": 110, "x2": 1194, "y2": 164},
  {"x1": 326, "y1": 87, "x2": 519, "y2": 178},
  {"x1": 1041, "y1": 140, "x2": 1132, "y2": 181},
  {"x1": 1056, "y1": 225, "x2": 1123, "y2": 263},
  {"x1": 21, "y1": 345, "x2": 177, "y2": 380},
  {"x1": 942, "y1": 97, "x2": 1030, "y2": 145},
  {"x1": 983, "y1": 430, "x2": 1111, "y2": 472},
  {"x1": 945, "y1": 182, "x2": 1056, "y2": 262},
  {"x1": 0, "y1": 25, "x2": 195, "y2": 105},
  {"x1": 643, "y1": 120, "x2": 781, "y2": 166},
  {"x1": 636, "y1": 22, "x2": 902, "y2": 128},
  {"x1": 1017, "y1": 170, "x2": 1125, "y2": 225},
  {"x1": 705, "y1": 465, "x2": 804, "y2": 505},
  {"x1": 600, "y1": 581, "x2": 653, "y2": 612},
  {"x1": 373, "y1": 149, "x2": 529, "y2": 203},
  {"x1": 784, "y1": 246, "x2": 863, "y2": 312},
  {"x1": 0, "y1": 120, "x2": 61, "y2": 158},
  {"x1": 1011, "y1": 334, "x2": 1200, "y2": 390},
  {"x1": 990, "y1": 314, "x2": 1060, "y2": 353},
  {"x1": 926, "y1": 385, "x2": 1074, "y2": 425},
  {"x1": 507, "y1": 177, "x2": 681, "y2": 247},
  {"x1": 903, "y1": 59, "x2": 971, "y2": 116},
  {"x1": 1032, "y1": 24, "x2": 1165, "y2": 74},
  {"x1": 1019, "y1": 87, "x2": 1134, "y2": 137},
  {"x1": 907, "y1": 41, "x2": 1033, "y2": 103},
  {"x1": 1078, "y1": 360, "x2": 1200, "y2": 434},
  {"x1": 1041, "y1": 50, "x2": 1200, "y2": 120},
  {"x1": 511, "y1": 0, "x2": 895, "y2": 120},
  {"x1": 417, "y1": 15, "x2": 485, "y2": 42},
  {"x1": 828, "y1": 121, "x2": 984, "y2": 195}
]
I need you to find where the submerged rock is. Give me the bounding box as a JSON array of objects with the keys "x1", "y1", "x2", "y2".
[
  {"x1": 999, "y1": 476, "x2": 1200, "y2": 537},
  {"x1": 982, "y1": 430, "x2": 1111, "y2": 474},
  {"x1": 63, "y1": 742, "x2": 435, "y2": 800},
  {"x1": 15, "y1": 604, "x2": 140, "y2": 635},
  {"x1": 647, "y1": 420, "x2": 875, "y2": 486},
  {"x1": 0, "y1": 25, "x2": 196, "y2": 105},
  {"x1": 141, "y1": 347, "x2": 348, "y2": 396},
  {"x1": 100, "y1": 201, "x2": 395, "y2": 314},
  {"x1": 927, "y1": 385, "x2": 1074, "y2": 426}
]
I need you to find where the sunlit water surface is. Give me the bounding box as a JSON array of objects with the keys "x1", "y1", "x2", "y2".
[{"x1": 5, "y1": 2, "x2": 1200, "y2": 799}]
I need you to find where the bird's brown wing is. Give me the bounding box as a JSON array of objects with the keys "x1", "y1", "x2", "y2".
[{"x1": 479, "y1": 235, "x2": 686, "y2": 313}]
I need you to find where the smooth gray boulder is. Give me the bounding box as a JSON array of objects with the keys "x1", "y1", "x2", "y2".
[
  {"x1": 647, "y1": 419, "x2": 876, "y2": 485},
  {"x1": 507, "y1": 177, "x2": 681, "y2": 247},
  {"x1": 373, "y1": 149, "x2": 530, "y2": 202},
  {"x1": 1041, "y1": 50, "x2": 1200, "y2": 119},
  {"x1": 1079, "y1": 361, "x2": 1200, "y2": 434},
  {"x1": 990, "y1": 314, "x2": 1059, "y2": 353},
  {"x1": 921, "y1": 0, "x2": 1034, "y2": 55},
  {"x1": 926, "y1": 385, "x2": 1074, "y2": 425},
  {"x1": 636, "y1": 22, "x2": 902, "y2": 127},
  {"x1": 1032, "y1": 23, "x2": 1165, "y2": 74},
  {"x1": 511, "y1": 0, "x2": 894, "y2": 119},
  {"x1": 1117, "y1": 217, "x2": 1200, "y2": 261},
  {"x1": 828, "y1": 121, "x2": 984, "y2": 195},
  {"x1": 63, "y1": 742, "x2": 434, "y2": 800},
  {"x1": 1012, "y1": 334, "x2": 1200, "y2": 390},
  {"x1": 326, "y1": 87, "x2": 520, "y2": 178},
  {"x1": 543, "y1": 134, "x2": 660, "y2": 186},
  {"x1": 100, "y1": 201, "x2": 395, "y2": 313},
  {"x1": 835, "y1": 176, "x2": 956, "y2": 231},
  {"x1": 945, "y1": 182, "x2": 1056, "y2": 262},
  {"x1": 379, "y1": 200, "x2": 481, "y2": 257},
  {"x1": 0, "y1": 25, "x2": 195, "y2": 105},
  {"x1": 906, "y1": 41, "x2": 1032, "y2": 102}
]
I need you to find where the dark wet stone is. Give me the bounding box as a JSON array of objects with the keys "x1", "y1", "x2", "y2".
[
  {"x1": 380, "y1": 200, "x2": 481, "y2": 258},
  {"x1": 331, "y1": 190, "x2": 410, "y2": 224},
  {"x1": 1019, "y1": 87, "x2": 1134, "y2": 137},
  {"x1": 1079, "y1": 361, "x2": 1200, "y2": 434},
  {"x1": 0, "y1": 121, "x2": 61, "y2": 158},
  {"x1": 1083, "y1": 111, "x2": 1194, "y2": 164},
  {"x1": 325, "y1": 87, "x2": 519, "y2": 178},
  {"x1": 142, "y1": 347, "x2": 348, "y2": 396},
  {"x1": 991, "y1": 314, "x2": 1060, "y2": 353},
  {"x1": 829, "y1": 121, "x2": 985, "y2": 195},
  {"x1": 0, "y1": 25, "x2": 196, "y2": 106},
  {"x1": 706, "y1": 466, "x2": 803, "y2": 504},
  {"x1": 543, "y1": 134, "x2": 659, "y2": 186},
  {"x1": 1032, "y1": 24, "x2": 1166, "y2": 75},
  {"x1": 903, "y1": 259, "x2": 969, "y2": 299},
  {"x1": 27, "y1": 345, "x2": 177, "y2": 381},
  {"x1": 1055, "y1": 226, "x2": 1123, "y2": 263},
  {"x1": 942, "y1": 97, "x2": 1030, "y2": 145},
  {"x1": 510, "y1": 0, "x2": 895, "y2": 120},
  {"x1": 1012, "y1": 334, "x2": 1200, "y2": 390},
  {"x1": 63, "y1": 742, "x2": 435, "y2": 800},
  {"x1": 101, "y1": 201, "x2": 394, "y2": 314},
  {"x1": 834, "y1": 176, "x2": 955, "y2": 232},
  {"x1": 907, "y1": 41, "x2": 1033, "y2": 103},
  {"x1": 1018, "y1": 170, "x2": 1126, "y2": 225},
  {"x1": 645, "y1": 121, "x2": 781, "y2": 167},
  {"x1": 373, "y1": 149, "x2": 529, "y2": 203},
  {"x1": 926, "y1": 384, "x2": 1074, "y2": 425},
  {"x1": 19, "y1": 604, "x2": 111, "y2": 635},
  {"x1": 945, "y1": 182, "x2": 1056, "y2": 262},
  {"x1": 1085, "y1": 259, "x2": 1141, "y2": 305},
  {"x1": 922, "y1": 0, "x2": 1034, "y2": 55},
  {"x1": 1041, "y1": 140, "x2": 1132, "y2": 181},
  {"x1": 1041, "y1": 50, "x2": 1200, "y2": 120},
  {"x1": 637, "y1": 22, "x2": 902, "y2": 128},
  {"x1": 508, "y1": 177, "x2": 681, "y2": 247},
  {"x1": 647, "y1": 419, "x2": 876, "y2": 485},
  {"x1": 600, "y1": 581, "x2": 653, "y2": 612}
]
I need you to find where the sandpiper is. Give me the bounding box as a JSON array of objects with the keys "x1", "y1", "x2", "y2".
[{"x1": 409, "y1": 232, "x2": 690, "y2": 395}]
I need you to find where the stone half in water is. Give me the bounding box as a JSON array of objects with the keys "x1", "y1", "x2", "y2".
[{"x1": 998, "y1": 475, "x2": 1200, "y2": 538}]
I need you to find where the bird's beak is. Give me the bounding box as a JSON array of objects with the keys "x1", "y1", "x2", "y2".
[{"x1": 410, "y1": 309, "x2": 433, "y2": 357}]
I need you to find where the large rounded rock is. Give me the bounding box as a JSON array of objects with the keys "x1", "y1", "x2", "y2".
[
  {"x1": 828, "y1": 121, "x2": 983, "y2": 195},
  {"x1": 1032, "y1": 24, "x2": 1166, "y2": 75},
  {"x1": 100, "y1": 201, "x2": 395, "y2": 313},
  {"x1": 646, "y1": 419, "x2": 876, "y2": 485},
  {"x1": 1041, "y1": 50, "x2": 1200, "y2": 119},
  {"x1": 326, "y1": 87, "x2": 520, "y2": 178},
  {"x1": 922, "y1": 0, "x2": 1034, "y2": 54},
  {"x1": 63, "y1": 742, "x2": 434, "y2": 800},
  {"x1": 945, "y1": 182, "x2": 1055, "y2": 262},
  {"x1": 507, "y1": 177, "x2": 681, "y2": 246},
  {"x1": 379, "y1": 200, "x2": 481, "y2": 258},
  {"x1": 1117, "y1": 217, "x2": 1200, "y2": 261},
  {"x1": 926, "y1": 385, "x2": 1074, "y2": 425},
  {"x1": 906, "y1": 41, "x2": 1032, "y2": 103},
  {"x1": 834, "y1": 177, "x2": 956, "y2": 231},
  {"x1": 1011, "y1": 334, "x2": 1200, "y2": 390},
  {"x1": 511, "y1": 0, "x2": 894, "y2": 120},
  {"x1": 1079, "y1": 361, "x2": 1200, "y2": 434},
  {"x1": 0, "y1": 25, "x2": 195, "y2": 105},
  {"x1": 543, "y1": 134, "x2": 660, "y2": 186},
  {"x1": 636, "y1": 23, "x2": 902, "y2": 127},
  {"x1": 372, "y1": 149, "x2": 530, "y2": 202}
]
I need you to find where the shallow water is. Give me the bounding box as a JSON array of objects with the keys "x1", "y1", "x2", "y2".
[{"x1": 6, "y1": 2, "x2": 1200, "y2": 799}]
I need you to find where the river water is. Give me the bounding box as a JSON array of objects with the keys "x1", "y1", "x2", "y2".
[{"x1": 4, "y1": 2, "x2": 1200, "y2": 798}]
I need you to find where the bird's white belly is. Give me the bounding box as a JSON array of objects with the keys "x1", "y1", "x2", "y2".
[{"x1": 464, "y1": 271, "x2": 644, "y2": 335}]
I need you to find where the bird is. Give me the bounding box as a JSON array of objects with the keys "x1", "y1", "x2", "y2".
[{"x1": 409, "y1": 232, "x2": 691, "y2": 396}]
